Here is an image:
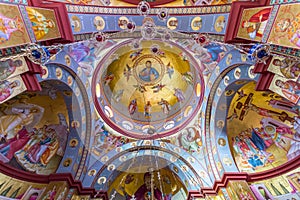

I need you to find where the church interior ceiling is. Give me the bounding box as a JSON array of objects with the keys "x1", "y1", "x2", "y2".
[{"x1": 0, "y1": 0, "x2": 299, "y2": 199}]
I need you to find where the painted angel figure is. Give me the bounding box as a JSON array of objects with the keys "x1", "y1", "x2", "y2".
[
  {"x1": 179, "y1": 52, "x2": 188, "y2": 61},
  {"x1": 157, "y1": 49, "x2": 166, "y2": 57},
  {"x1": 151, "y1": 83, "x2": 165, "y2": 93},
  {"x1": 181, "y1": 72, "x2": 194, "y2": 85},
  {"x1": 166, "y1": 62, "x2": 174, "y2": 79},
  {"x1": 133, "y1": 84, "x2": 147, "y2": 93},
  {"x1": 123, "y1": 64, "x2": 132, "y2": 82},
  {"x1": 129, "y1": 49, "x2": 143, "y2": 62},
  {"x1": 103, "y1": 73, "x2": 114, "y2": 85}
]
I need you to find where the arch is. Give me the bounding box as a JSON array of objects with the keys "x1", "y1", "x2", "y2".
[
  {"x1": 38, "y1": 62, "x2": 92, "y2": 180},
  {"x1": 88, "y1": 141, "x2": 213, "y2": 191}
]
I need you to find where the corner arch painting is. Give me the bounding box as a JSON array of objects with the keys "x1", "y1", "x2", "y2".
[{"x1": 0, "y1": 81, "x2": 69, "y2": 175}]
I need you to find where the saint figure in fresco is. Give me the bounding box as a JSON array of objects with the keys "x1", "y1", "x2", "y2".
[
  {"x1": 241, "y1": 8, "x2": 272, "y2": 39},
  {"x1": 0, "y1": 14, "x2": 23, "y2": 43},
  {"x1": 124, "y1": 172, "x2": 163, "y2": 200},
  {"x1": 26, "y1": 7, "x2": 55, "y2": 40},
  {"x1": 275, "y1": 79, "x2": 300, "y2": 104},
  {"x1": 274, "y1": 13, "x2": 300, "y2": 47},
  {"x1": 158, "y1": 98, "x2": 171, "y2": 114},
  {"x1": 0, "y1": 80, "x2": 19, "y2": 102},
  {"x1": 144, "y1": 101, "x2": 152, "y2": 119},
  {"x1": 22, "y1": 125, "x2": 59, "y2": 166},
  {"x1": 0, "y1": 59, "x2": 23, "y2": 81},
  {"x1": 41, "y1": 186, "x2": 56, "y2": 200},
  {"x1": 128, "y1": 99, "x2": 137, "y2": 115},
  {"x1": 174, "y1": 88, "x2": 185, "y2": 102},
  {"x1": 139, "y1": 60, "x2": 159, "y2": 82},
  {"x1": 0, "y1": 127, "x2": 30, "y2": 162},
  {"x1": 272, "y1": 58, "x2": 300, "y2": 79}
]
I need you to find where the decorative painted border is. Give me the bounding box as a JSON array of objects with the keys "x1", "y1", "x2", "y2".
[
  {"x1": 0, "y1": 45, "x2": 24, "y2": 58},
  {"x1": 262, "y1": 5, "x2": 279, "y2": 43},
  {"x1": 19, "y1": 5, "x2": 36, "y2": 43},
  {"x1": 270, "y1": 0, "x2": 300, "y2": 5},
  {"x1": 68, "y1": 13, "x2": 229, "y2": 35},
  {"x1": 74, "y1": 32, "x2": 225, "y2": 42},
  {"x1": 212, "y1": 65, "x2": 259, "y2": 177},
  {"x1": 0, "y1": 0, "x2": 27, "y2": 5},
  {"x1": 66, "y1": 4, "x2": 231, "y2": 14},
  {"x1": 271, "y1": 44, "x2": 300, "y2": 57}
]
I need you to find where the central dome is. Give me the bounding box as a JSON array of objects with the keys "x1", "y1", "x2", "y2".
[{"x1": 93, "y1": 40, "x2": 204, "y2": 139}]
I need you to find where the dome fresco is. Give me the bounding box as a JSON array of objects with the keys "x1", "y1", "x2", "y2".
[{"x1": 93, "y1": 40, "x2": 204, "y2": 139}]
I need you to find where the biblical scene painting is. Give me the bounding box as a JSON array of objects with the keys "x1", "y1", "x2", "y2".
[
  {"x1": 267, "y1": 56, "x2": 300, "y2": 81},
  {"x1": 0, "y1": 81, "x2": 69, "y2": 175},
  {"x1": 227, "y1": 81, "x2": 300, "y2": 173},
  {"x1": 25, "y1": 7, "x2": 61, "y2": 42},
  {"x1": 107, "y1": 169, "x2": 187, "y2": 200},
  {"x1": 0, "y1": 4, "x2": 31, "y2": 49},
  {"x1": 236, "y1": 6, "x2": 272, "y2": 42},
  {"x1": 268, "y1": 3, "x2": 300, "y2": 49}
]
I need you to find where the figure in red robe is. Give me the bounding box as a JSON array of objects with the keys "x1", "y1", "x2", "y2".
[
  {"x1": 275, "y1": 79, "x2": 300, "y2": 104},
  {"x1": 125, "y1": 172, "x2": 163, "y2": 200},
  {"x1": 128, "y1": 99, "x2": 137, "y2": 115},
  {"x1": 0, "y1": 127, "x2": 30, "y2": 161},
  {"x1": 241, "y1": 8, "x2": 272, "y2": 39}
]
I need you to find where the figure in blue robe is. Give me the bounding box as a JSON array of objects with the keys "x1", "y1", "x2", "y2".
[{"x1": 139, "y1": 60, "x2": 159, "y2": 82}]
